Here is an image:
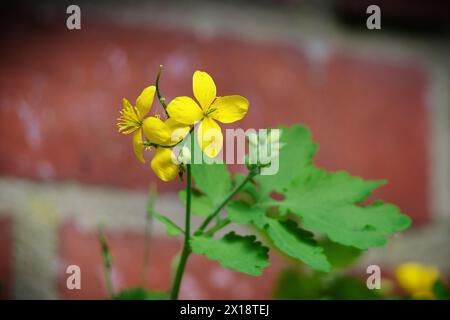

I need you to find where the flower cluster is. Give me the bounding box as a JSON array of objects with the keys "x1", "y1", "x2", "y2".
[
  {"x1": 247, "y1": 130, "x2": 284, "y2": 162},
  {"x1": 117, "y1": 69, "x2": 249, "y2": 181},
  {"x1": 245, "y1": 129, "x2": 284, "y2": 175}
]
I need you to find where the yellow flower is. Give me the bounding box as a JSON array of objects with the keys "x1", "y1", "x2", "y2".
[
  {"x1": 146, "y1": 118, "x2": 190, "y2": 182},
  {"x1": 151, "y1": 147, "x2": 179, "y2": 182},
  {"x1": 167, "y1": 71, "x2": 249, "y2": 158},
  {"x1": 117, "y1": 86, "x2": 156, "y2": 163},
  {"x1": 142, "y1": 117, "x2": 190, "y2": 147},
  {"x1": 395, "y1": 262, "x2": 440, "y2": 299}
]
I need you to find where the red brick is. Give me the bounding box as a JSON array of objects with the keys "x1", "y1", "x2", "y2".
[
  {"x1": 0, "y1": 15, "x2": 429, "y2": 222},
  {"x1": 58, "y1": 222, "x2": 284, "y2": 299},
  {"x1": 317, "y1": 54, "x2": 428, "y2": 224},
  {"x1": 0, "y1": 216, "x2": 12, "y2": 299}
]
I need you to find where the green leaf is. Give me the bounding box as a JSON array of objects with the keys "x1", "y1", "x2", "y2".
[
  {"x1": 190, "y1": 232, "x2": 271, "y2": 276},
  {"x1": 257, "y1": 125, "x2": 317, "y2": 192},
  {"x1": 113, "y1": 287, "x2": 167, "y2": 300},
  {"x1": 227, "y1": 201, "x2": 330, "y2": 272},
  {"x1": 179, "y1": 162, "x2": 232, "y2": 218},
  {"x1": 191, "y1": 162, "x2": 232, "y2": 206},
  {"x1": 154, "y1": 213, "x2": 183, "y2": 237},
  {"x1": 321, "y1": 239, "x2": 363, "y2": 269},
  {"x1": 273, "y1": 269, "x2": 324, "y2": 300},
  {"x1": 326, "y1": 276, "x2": 380, "y2": 300},
  {"x1": 233, "y1": 173, "x2": 263, "y2": 202},
  {"x1": 255, "y1": 125, "x2": 411, "y2": 250},
  {"x1": 179, "y1": 190, "x2": 213, "y2": 217},
  {"x1": 227, "y1": 200, "x2": 266, "y2": 227},
  {"x1": 285, "y1": 190, "x2": 410, "y2": 249},
  {"x1": 433, "y1": 280, "x2": 450, "y2": 300},
  {"x1": 264, "y1": 219, "x2": 330, "y2": 272}
]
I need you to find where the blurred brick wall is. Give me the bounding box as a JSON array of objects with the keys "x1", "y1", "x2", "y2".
[
  {"x1": 0, "y1": 217, "x2": 12, "y2": 299},
  {"x1": 0, "y1": 12, "x2": 429, "y2": 221},
  {"x1": 0, "y1": 2, "x2": 448, "y2": 299},
  {"x1": 58, "y1": 223, "x2": 284, "y2": 299}
]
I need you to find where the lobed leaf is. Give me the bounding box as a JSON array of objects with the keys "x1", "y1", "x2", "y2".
[
  {"x1": 263, "y1": 219, "x2": 330, "y2": 272},
  {"x1": 190, "y1": 232, "x2": 271, "y2": 276},
  {"x1": 255, "y1": 125, "x2": 411, "y2": 250},
  {"x1": 191, "y1": 162, "x2": 232, "y2": 206},
  {"x1": 227, "y1": 201, "x2": 330, "y2": 272}
]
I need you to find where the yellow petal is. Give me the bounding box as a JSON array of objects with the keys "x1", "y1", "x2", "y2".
[
  {"x1": 193, "y1": 71, "x2": 216, "y2": 111},
  {"x1": 411, "y1": 290, "x2": 435, "y2": 300},
  {"x1": 151, "y1": 148, "x2": 179, "y2": 182},
  {"x1": 395, "y1": 263, "x2": 440, "y2": 296},
  {"x1": 197, "y1": 117, "x2": 223, "y2": 158},
  {"x1": 166, "y1": 96, "x2": 203, "y2": 125},
  {"x1": 210, "y1": 95, "x2": 249, "y2": 123},
  {"x1": 135, "y1": 86, "x2": 156, "y2": 119},
  {"x1": 132, "y1": 128, "x2": 145, "y2": 163},
  {"x1": 142, "y1": 117, "x2": 171, "y2": 144},
  {"x1": 164, "y1": 118, "x2": 191, "y2": 146},
  {"x1": 123, "y1": 97, "x2": 133, "y2": 110}
]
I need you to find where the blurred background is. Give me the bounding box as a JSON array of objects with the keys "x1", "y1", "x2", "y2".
[{"x1": 0, "y1": 0, "x2": 449, "y2": 299}]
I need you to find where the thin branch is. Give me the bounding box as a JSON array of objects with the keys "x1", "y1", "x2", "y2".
[
  {"x1": 98, "y1": 228, "x2": 114, "y2": 298},
  {"x1": 198, "y1": 170, "x2": 257, "y2": 232},
  {"x1": 155, "y1": 65, "x2": 169, "y2": 116}
]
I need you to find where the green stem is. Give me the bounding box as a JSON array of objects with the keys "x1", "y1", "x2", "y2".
[
  {"x1": 98, "y1": 229, "x2": 114, "y2": 298},
  {"x1": 205, "y1": 218, "x2": 231, "y2": 236},
  {"x1": 170, "y1": 163, "x2": 192, "y2": 300},
  {"x1": 142, "y1": 188, "x2": 156, "y2": 286},
  {"x1": 198, "y1": 171, "x2": 256, "y2": 232},
  {"x1": 155, "y1": 65, "x2": 169, "y2": 116}
]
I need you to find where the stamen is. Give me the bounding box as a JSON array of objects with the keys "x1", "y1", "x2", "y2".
[
  {"x1": 117, "y1": 102, "x2": 143, "y2": 134},
  {"x1": 206, "y1": 107, "x2": 217, "y2": 116}
]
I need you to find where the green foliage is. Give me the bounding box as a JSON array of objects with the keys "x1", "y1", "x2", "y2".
[
  {"x1": 283, "y1": 189, "x2": 409, "y2": 249},
  {"x1": 107, "y1": 125, "x2": 413, "y2": 300},
  {"x1": 191, "y1": 161, "x2": 232, "y2": 207},
  {"x1": 227, "y1": 200, "x2": 330, "y2": 272},
  {"x1": 263, "y1": 219, "x2": 330, "y2": 272},
  {"x1": 113, "y1": 287, "x2": 167, "y2": 300},
  {"x1": 273, "y1": 268, "x2": 381, "y2": 300},
  {"x1": 190, "y1": 232, "x2": 271, "y2": 276},
  {"x1": 433, "y1": 280, "x2": 450, "y2": 300},
  {"x1": 327, "y1": 276, "x2": 380, "y2": 300},
  {"x1": 178, "y1": 162, "x2": 232, "y2": 217},
  {"x1": 179, "y1": 190, "x2": 212, "y2": 217},
  {"x1": 321, "y1": 239, "x2": 363, "y2": 269},
  {"x1": 154, "y1": 213, "x2": 184, "y2": 236},
  {"x1": 227, "y1": 200, "x2": 266, "y2": 226},
  {"x1": 98, "y1": 229, "x2": 114, "y2": 297},
  {"x1": 172, "y1": 124, "x2": 411, "y2": 276},
  {"x1": 255, "y1": 125, "x2": 411, "y2": 250},
  {"x1": 273, "y1": 269, "x2": 324, "y2": 300}
]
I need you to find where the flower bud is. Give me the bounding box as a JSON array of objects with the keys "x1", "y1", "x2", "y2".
[
  {"x1": 178, "y1": 146, "x2": 191, "y2": 164},
  {"x1": 258, "y1": 131, "x2": 267, "y2": 145},
  {"x1": 246, "y1": 132, "x2": 258, "y2": 146}
]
